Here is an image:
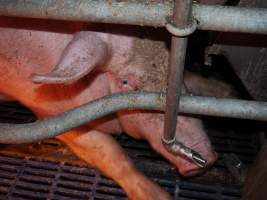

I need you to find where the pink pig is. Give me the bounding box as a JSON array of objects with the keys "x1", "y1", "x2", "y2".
[{"x1": 0, "y1": 15, "x2": 234, "y2": 199}]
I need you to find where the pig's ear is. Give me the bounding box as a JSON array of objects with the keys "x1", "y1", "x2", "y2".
[{"x1": 30, "y1": 31, "x2": 109, "y2": 84}]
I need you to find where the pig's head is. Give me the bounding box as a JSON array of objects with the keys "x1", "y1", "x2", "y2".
[
  {"x1": 104, "y1": 35, "x2": 217, "y2": 176},
  {"x1": 30, "y1": 28, "x2": 140, "y2": 85},
  {"x1": 30, "y1": 29, "x2": 217, "y2": 176},
  {"x1": 30, "y1": 28, "x2": 169, "y2": 92},
  {"x1": 107, "y1": 34, "x2": 170, "y2": 94}
]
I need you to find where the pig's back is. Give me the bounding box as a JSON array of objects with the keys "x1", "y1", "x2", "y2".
[{"x1": 0, "y1": 17, "x2": 81, "y2": 76}]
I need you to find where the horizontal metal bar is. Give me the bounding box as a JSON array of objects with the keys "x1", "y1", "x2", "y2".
[
  {"x1": 193, "y1": 5, "x2": 267, "y2": 34},
  {"x1": 0, "y1": 92, "x2": 267, "y2": 144},
  {"x1": 0, "y1": 0, "x2": 171, "y2": 27},
  {"x1": 0, "y1": 1, "x2": 266, "y2": 34}
]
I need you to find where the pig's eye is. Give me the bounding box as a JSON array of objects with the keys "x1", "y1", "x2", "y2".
[{"x1": 122, "y1": 80, "x2": 128, "y2": 85}]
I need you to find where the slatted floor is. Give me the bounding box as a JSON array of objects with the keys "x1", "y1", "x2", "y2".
[
  {"x1": 0, "y1": 155, "x2": 241, "y2": 200},
  {"x1": 0, "y1": 101, "x2": 261, "y2": 200}
]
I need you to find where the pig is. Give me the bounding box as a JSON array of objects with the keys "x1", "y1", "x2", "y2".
[
  {"x1": 0, "y1": 17, "x2": 234, "y2": 200},
  {"x1": 0, "y1": 93, "x2": 12, "y2": 101}
]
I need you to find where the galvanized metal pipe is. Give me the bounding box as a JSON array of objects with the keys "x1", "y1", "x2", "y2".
[
  {"x1": 163, "y1": 0, "x2": 192, "y2": 143},
  {"x1": 0, "y1": 0, "x2": 171, "y2": 26},
  {"x1": 163, "y1": 0, "x2": 207, "y2": 168},
  {"x1": 0, "y1": 92, "x2": 267, "y2": 144},
  {"x1": 0, "y1": 1, "x2": 267, "y2": 34},
  {"x1": 193, "y1": 5, "x2": 267, "y2": 34}
]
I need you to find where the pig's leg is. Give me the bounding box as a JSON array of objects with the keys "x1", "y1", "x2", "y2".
[
  {"x1": 58, "y1": 129, "x2": 172, "y2": 200},
  {"x1": 0, "y1": 93, "x2": 13, "y2": 101}
]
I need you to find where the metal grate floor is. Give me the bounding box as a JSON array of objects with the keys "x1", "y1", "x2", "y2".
[
  {"x1": 0, "y1": 101, "x2": 261, "y2": 200},
  {"x1": 0, "y1": 155, "x2": 241, "y2": 200}
]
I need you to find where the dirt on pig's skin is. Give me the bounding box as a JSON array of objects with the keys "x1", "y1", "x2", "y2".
[{"x1": 130, "y1": 35, "x2": 169, "y2": 92}]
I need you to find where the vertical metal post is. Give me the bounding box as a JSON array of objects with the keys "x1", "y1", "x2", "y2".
[
  {"x1": 163, "y1": 0, "x2": 192, "y2": 144},
  {"x1": 163, "y1": 0, "x2": 207, "y2": 167}
]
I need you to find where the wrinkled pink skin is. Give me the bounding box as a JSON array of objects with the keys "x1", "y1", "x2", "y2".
[{"x1": 0, "y1": 16, "x2": 233, "y2": 199}]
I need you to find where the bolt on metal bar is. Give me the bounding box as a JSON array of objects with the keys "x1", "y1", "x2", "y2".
[
  {"x1": 0, "y1": 92, "x2": 267, "y2": 144},
  {"x1": 0, "y1": 1, "x2": 267, "y2": 34},
  {"x1": 163, "y1": 0, "x2": 192, "y2": 143}
]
